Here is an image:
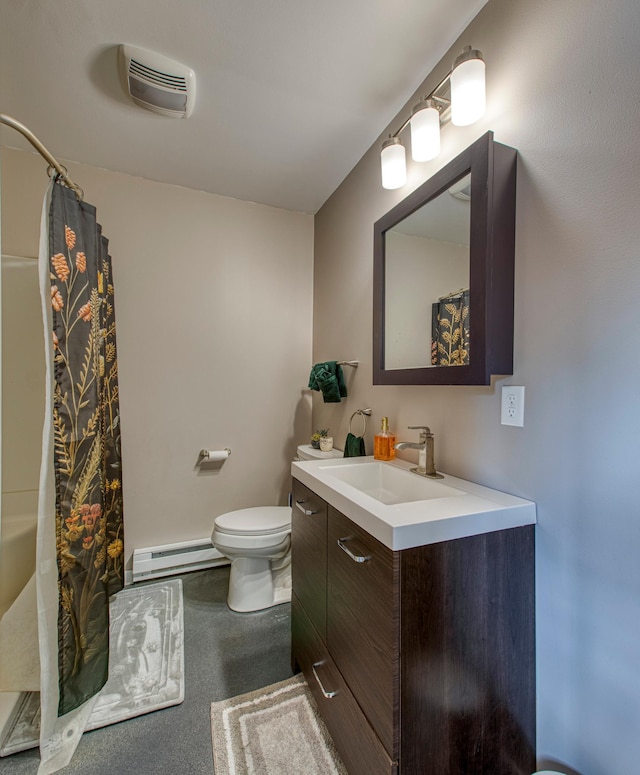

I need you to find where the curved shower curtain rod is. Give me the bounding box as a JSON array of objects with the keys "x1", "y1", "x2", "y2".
[{"x1": 0, "y1": 113, "x2": 84, "y2": 200}]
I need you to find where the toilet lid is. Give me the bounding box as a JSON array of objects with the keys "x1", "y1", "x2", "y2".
[{"x1": 214, "y1": 506, "x2": 291, "y2": 536}]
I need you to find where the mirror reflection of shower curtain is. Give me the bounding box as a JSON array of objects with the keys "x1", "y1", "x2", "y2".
[
  {"x1": 431, "y1": 290, "x2": 470, "y2": 366},
  {"x1": 36, "y1": 179, "x2": 124, "y2": 773}
]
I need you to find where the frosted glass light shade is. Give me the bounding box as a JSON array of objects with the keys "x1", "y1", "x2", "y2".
[
  {"x1": 410, "y1": 101, "x2": 440, "y2": 162},
  {"x1": 450, "y1": 53, "x2": 486, "y2": 126},
  {"x1": 381, "y1": 138, "x2": 406, "y2": 189}
]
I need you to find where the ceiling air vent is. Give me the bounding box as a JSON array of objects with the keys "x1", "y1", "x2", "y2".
[{"x1": 120, "y1": 44, "x2": 196, "y2": 118}]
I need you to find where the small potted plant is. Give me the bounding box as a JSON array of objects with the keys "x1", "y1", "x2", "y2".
[{"x1": 310, "y1": 428, "x2": 329, "y2": 449}]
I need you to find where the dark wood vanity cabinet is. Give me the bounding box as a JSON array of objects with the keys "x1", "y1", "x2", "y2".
[{"x1": 291, "y1": 478, "x2": 536, "y2": 775}]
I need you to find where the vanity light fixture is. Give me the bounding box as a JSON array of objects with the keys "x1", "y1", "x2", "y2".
[
  {"x1": 450, "y1": 47, "x2": 486, "y2": 126},
  {"x1": 381, "y1": 137, "x2": 407, "y2": 189},
  {"x1": 380, "y1": 46, "x2": 486, "y2": 189},
  {"x1": 410, "y1": 99, "x2": 441, "y2": 162}
]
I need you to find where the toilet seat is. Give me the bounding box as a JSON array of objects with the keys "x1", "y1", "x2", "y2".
[{"x1": 214, "y1": 506, "x2": 291, "y2": 536}]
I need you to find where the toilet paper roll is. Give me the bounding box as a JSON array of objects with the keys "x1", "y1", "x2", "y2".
[{"x1": 199, "y1": 448, "x2": 231, "y2": 462}]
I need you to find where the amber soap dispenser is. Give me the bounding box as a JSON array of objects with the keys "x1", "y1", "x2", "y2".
[{"x1": 374, "y1": 416, "x2": 396, "y2": 461}]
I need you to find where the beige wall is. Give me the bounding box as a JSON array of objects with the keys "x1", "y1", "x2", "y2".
[
  {"x1": 1, "y1": 255, "x2": 43, "y2": 498},
  {"x1": 313, "y1": 0, "x2": 640, "y2": 772},
  {"x1": 1, "y1": 146, "x2": 314, "y2": 561}
]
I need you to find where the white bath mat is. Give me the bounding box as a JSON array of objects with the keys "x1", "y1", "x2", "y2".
[
  {"x1": 0, "y1": 578, "x2": 184, "y2": 756},
  {"x1": 210, "y1": 675, "x2": 348, "y2": 775}
]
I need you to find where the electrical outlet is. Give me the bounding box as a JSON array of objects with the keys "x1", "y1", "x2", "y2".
[{"x1": 501, "y1": 386, "x2": 525, "y2": 427}]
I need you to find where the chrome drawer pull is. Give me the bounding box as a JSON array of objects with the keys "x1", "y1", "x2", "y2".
[
  {"x1": 295, "y1": 499, "x2": 319, "y2": 516},
  {"x1": 312, "y1": 662, "x2": 337, "y2": 699},
  {"x1": 337, "y1": 537, "x2": 370, "y2": 563}
]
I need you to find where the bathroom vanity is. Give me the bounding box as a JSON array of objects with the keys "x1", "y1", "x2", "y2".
[{"x1": 291, "y1": 457, "x2": 536, "y2": 775}]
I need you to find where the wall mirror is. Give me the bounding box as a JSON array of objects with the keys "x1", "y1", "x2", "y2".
[{"x1": 373, "y1": 131, "x2": 517, "y2": 385}]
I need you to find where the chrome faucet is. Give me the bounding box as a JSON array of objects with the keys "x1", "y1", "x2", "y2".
[{"x1": 394, "y1": 426, "x2": 444, "y2": 479}]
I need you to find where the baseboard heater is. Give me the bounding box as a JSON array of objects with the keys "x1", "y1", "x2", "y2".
[{"x1": 132, "y1": 538, "x2": 229, "y2": 583}]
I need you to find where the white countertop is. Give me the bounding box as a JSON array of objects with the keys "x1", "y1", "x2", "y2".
[{"x1": 291, "y1": 456, "x2": 536, "y2": 551}]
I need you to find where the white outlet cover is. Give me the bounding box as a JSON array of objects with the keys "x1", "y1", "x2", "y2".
[{"x1": 501, "y1": 386, "x2": 525, "y2": 427}]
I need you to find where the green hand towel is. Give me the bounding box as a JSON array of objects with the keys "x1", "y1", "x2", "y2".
[
  {"x1": 344, "y1": 433, "x2": 366, "y2": 457},
  {"x1": 308, "y1": 361, "x2": 347, "y2": 403}
]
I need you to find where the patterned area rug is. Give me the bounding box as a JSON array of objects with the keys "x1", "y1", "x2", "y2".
[
  {"x1": 210, "y1": 675, "x2": 348, "y2": 775},
  {"x1": 0, "y1": 578, "x2": 184, "y2": 756}
]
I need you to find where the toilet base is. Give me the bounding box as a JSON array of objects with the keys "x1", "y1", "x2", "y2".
[
  {"x1": 227, "y1": 557, "x2": 291, "y2": 613},
  {"x1": 272, "y1": 562, "x2": 292, "y2": 606}
]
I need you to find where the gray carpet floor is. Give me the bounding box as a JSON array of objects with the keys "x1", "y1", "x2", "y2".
[{"x1": 1, "y1": 566, "x2": 293, "y2": 774}]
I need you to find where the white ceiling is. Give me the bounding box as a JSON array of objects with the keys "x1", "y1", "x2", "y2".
[{"x1": 0, "y1": 0, "x2": 487, "y2": 213}]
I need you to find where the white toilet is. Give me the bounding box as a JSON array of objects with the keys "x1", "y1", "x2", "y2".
[{"x1": 212, "y1": 443, "x2": 342, "y2": 612}]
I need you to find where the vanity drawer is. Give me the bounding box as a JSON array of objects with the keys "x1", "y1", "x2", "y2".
[
  {"x1": 327, "y1": 507, "x2": 399, "y2": 758},
  {"x1": 292, "y1": 594, "x2": 397, "y2": 775},
  {"x1": 292, "y1": 478, "x2": 328, "y2": 639}
]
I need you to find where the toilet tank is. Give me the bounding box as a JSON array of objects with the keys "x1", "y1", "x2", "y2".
[{"x1": 296, "y1": 444, "x2": 342, "y2": 461}]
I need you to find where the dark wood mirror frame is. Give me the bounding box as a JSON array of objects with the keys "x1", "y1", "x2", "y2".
[{"x1": 373, "y1": 131, "x2": 517, "y2": 385}]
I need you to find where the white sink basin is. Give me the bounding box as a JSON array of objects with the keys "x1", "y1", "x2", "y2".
[
  {"x1": 324, "y1": 461, "x2": 465, "y2": 505},
  {"x1": 291, "y1": 456, "x2": 536, "y2": 551}
]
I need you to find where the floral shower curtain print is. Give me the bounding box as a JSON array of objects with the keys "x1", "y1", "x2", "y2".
[
  {"x1": 431, "y1": 290, "x2": 470, "y2": 367},
  {"x1": 48, "y1": 181, "x2": 124, "y2": 716}
]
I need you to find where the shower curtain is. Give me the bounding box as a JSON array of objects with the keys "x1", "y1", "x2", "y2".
[
  {"x1": 431, "y1": 290, "x2": 470, "y2": 367},
  {"x1": 36, "y1": 179, "x2": 124, "y2": 773}
]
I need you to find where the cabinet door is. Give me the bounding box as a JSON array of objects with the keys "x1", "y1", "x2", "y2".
[
  {"x1": 291, "y1": 478, "x2": 328, "y2": 640},
  {"x1": 327, "y1": 507, "x2": 400, "y2": 758},
  {"x1": 292, "y1": 594, "x2": 397, "y2": 775}
]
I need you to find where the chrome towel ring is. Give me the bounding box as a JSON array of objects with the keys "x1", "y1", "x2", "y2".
[{"x1": 349, "y1": 408, "x2": 372, "y2": 437}]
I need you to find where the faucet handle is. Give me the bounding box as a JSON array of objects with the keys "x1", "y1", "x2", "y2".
[{"x1": 408, "y1": 425, "x2": 432, "y2": 436}]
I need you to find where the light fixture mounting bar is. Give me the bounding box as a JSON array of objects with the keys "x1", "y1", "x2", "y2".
[{"x1": 390, "y1": 114, "x2": 412, "y2": 140}]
